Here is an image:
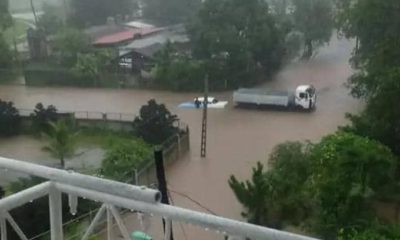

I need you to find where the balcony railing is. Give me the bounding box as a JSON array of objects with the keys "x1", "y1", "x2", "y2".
[{"x1": 0, "y1": 156, "x2": 319, "y2": 240}]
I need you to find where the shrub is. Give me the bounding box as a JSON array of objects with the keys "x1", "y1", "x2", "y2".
[{"x1": 0, "y1": 99, "x2": 20, "y2": 136}]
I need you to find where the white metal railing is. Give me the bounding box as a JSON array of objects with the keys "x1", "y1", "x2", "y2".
[{"x1": 0, "y1": 157, "x2": 320, "y2": 240}]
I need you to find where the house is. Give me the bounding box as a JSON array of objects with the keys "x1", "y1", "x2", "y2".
[{"x1": 117, "y1": 24, "x2": 190, "y2": 75}]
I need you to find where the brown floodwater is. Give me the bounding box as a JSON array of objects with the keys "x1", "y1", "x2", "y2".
[{"x1": 0, "y1": 35, "x2": 363, "y2": 239}]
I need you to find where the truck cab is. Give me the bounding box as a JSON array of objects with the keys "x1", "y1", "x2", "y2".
[{"x1": 295, "y1": 85, "x2": 316, "y2": 110}]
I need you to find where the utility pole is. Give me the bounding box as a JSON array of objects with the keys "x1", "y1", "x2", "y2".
[
  {"x1": 154, "y1": 148, "x2": 174, "y2": 240},
  {"x1": 200, "y1": 74, "x2": 208, "y2": 158}
]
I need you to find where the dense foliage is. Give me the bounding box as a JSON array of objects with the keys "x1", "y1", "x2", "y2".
[
  {"x1": 153, "y1": 0, "x2": 334, "y2": 91},
  {"x1": 338, "y1": 224, "x2": 400, "y2": 240},
  {"x1": 308, "y1": 132, "x2": 397, "y2": 238},
  {"x1": 101, "y1": 139, "x2": 152, "y2": 182},
  {"x1": 71, "y1": 50, "x2": 112, "y2": 86},
  {"x1": 336, "y1": 0, "x2": 400, "y2": 155},
  {"x1": 50, "y1": 28, "x2": 113, "y2": 86},
  {"x1": 52, "y1": 28, "x2": 91, "y2": 67},
  {"x1": 188, "y1": 0, "x2": 285, "y2": 90},
  {"x1": 133, "y1": 99, "x2": 179, "y2": 145},
  {"x1": 292, "y1": 0, "x2": 334, "y2": 58},
  {"x1": 153, "y1": 43, "x2": 204, "y2": 91},
  {"x1": 230, "y1": 132, "x2": 399, "y2": 239},
  {"x1": 0, "y1": 99, "x2": 20, "y2": 136},
  {"x1": 69, "y1": 0, "x2": 135, "y2": 27}
]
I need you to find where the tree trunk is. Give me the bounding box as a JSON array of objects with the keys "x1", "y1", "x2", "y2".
[
  {"x1": 60, "y1": 156, "x2": 65, "y2": 169},
  {"x1": 62, "y1": 0, "x2": 68, "y2": 23},
  {"x1": 30, "y1": 0, "x2": 38, "y2": 26},
  {"x1": 303, "y1": 39, "x2": 313, "y2": 60}
]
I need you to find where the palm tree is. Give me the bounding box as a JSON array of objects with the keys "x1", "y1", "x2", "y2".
[{"x1": 42, "y1": 120, "x2": 77, "y2": 169}]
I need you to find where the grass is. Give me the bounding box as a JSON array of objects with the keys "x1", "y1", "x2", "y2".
[
  {"x1": 3, "y1": 19, "x2": 31, "y2": 45},
  {"x1": 75, "y1": 127, "x2": 138, "y2": 149}
]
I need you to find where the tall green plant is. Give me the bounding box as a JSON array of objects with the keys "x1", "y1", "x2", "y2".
[
  {"x1": 42, "y1": 120, "x2": 77, "y2": 169},
  {"x1": 229, "y1": 142, "x2": 311, "y2": 228}
]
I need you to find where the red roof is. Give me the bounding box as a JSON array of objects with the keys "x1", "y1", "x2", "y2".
[{"x1": 94, "y1": 28, "x2": 162, "y2": 46}]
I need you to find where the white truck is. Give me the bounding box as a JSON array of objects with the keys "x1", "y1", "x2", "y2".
[{"x1": 233, "y1": 85, "x2": 316, "y2": 110}]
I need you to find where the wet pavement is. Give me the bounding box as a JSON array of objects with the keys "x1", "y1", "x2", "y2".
[{"x1": 0, "y1": 35, "x2": 362, "y2": 239}]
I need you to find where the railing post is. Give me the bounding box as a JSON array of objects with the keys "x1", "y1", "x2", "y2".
[
  {"x1": 49, "y1": 185, "x2": 63, "y2": 240},
  {"x1": 135, "y1": 169, "x2": 139, "y2": 185},
  {"x1": 107, "y1": 205, "x2": 113, "y2": 240},
  {"x1": 0, "y1": 213, "x2": 6, "y2": 240},
  {"x1": 177, "y1": 133, "x2": 181, "y2": 158}
]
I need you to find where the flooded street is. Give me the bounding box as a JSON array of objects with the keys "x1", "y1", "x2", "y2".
[{"x1": 0, "y1": 35, "x2": 362, "y2": 239}]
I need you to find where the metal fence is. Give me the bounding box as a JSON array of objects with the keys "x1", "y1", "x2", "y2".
[{"x1": 18, "y1": 108, "x2": 137, "y2": 123}]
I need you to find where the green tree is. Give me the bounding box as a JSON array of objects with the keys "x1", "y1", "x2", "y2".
[
  {"x1": 0, "y1": 0, "x2": 13, "y2": 68},
  {"x1": 308, "y1": 132, "x2": 398, "y2": 238},
  {"x1": 37, "y1": 3, "x2": 64, "y2": 35},
  {"x1": 189, "y1": 0, "x2": 285, "y2": 89},
  {"x1": 101, "y1": 139, "x2": 152, "y2": 182},
  {"x1": 336, "y1": 0, "x2": 400, "y2": 155},
  {"x1": 42, "y1": 120, "x2": 77, "y2": 169},
  {"x1": 343, "y1": 67, "x2": 400, "y2": 155},
  {"x1": 292, "y1": 0, "x2": 334, "y2": 59},
  {"x1": 153, "y1": 43, "x2": 205, "y2": 91},
  {"x1": 133, "y1": 99, "x2": 179, "y2": 145},
  {"x1": 30, "y1": 103, "x2": 58, "y2": 134},
  {"x1": 229, "y1": 162, "x2": 271, "y2": 226},
  {"x1": 0, "y1": 33, "x2": 13, "y2": 68},
  {"x1": 0, "y1": 99, "x2": 20, "y2": 136},
  {"x1": 229, "y1": 142, "x2": 311, "y2": 228},
  {"x1": 336, "y1": 0, "x2": 400, "y2": 68},
  {"x1": 0, "y1": 0, "x2": 12, "y2": 30},
  {"x1": 52, "y1": 28, "x2": 91, "y2": 66},
  {"x1": 143, "y1": 0, "x2": 201, "y2": 24},
  {"x1": 69, "y1": 0, "x2": 135, "y2": 27},
  {"x1": 71, "y1": 50, "x2": 112, "y2": 86}
]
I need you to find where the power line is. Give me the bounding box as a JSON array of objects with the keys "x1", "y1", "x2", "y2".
[
  {"x1": 168, "y1": 191, "x2": 188, "y2": 240},
  {"x1": 167, "y1": 186, "x2": 218, "y2": 216}
]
